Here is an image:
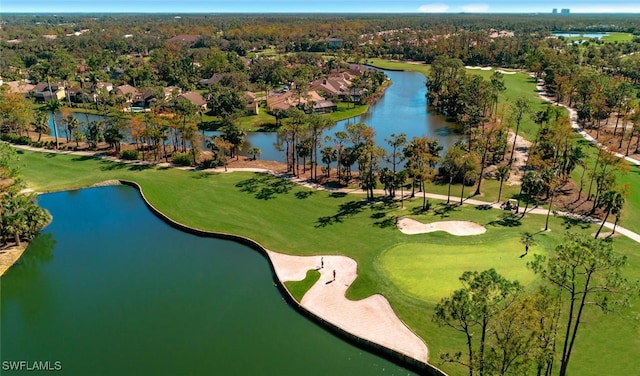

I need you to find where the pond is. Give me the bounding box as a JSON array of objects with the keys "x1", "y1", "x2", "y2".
[
  {"x1": 47, "y1": 112, "x2": 109, "y2": 142},
  {"x1": 552, "y1": 32, "x2": 610, "y2": 39},
  {"x1": 49, "y1": 69, "x2": 458, "y2": 163},
  {"x1": 1, "y1": 185, "x2": 415, "y2": 375},
  {"x1": 220, "y1": 69, "x2": 461, "y2": 162}
]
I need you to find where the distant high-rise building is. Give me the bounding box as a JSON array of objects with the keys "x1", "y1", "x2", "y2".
[
  {"x1": 561, "y1": 8, "x2": 570, "y2": 14},
  {"x1": 552, "y1": 8, "x2": 558, "y2": 14}
]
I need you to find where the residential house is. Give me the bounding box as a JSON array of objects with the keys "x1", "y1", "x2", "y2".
[
  {"x1": 177, "y1": 92, "x2": 207, "y2": 111},
  {"x1": 325, "y1": 37, "x2": 344, "y2": 49},
  {"x1": 33, "y1": 82, "x2": 66, "y2": 102},
  {"x1": 266, "y1": 89, "x2": 334, "y2": 114},
  {"x1": 94, "y1": 82, "x2": 114, "y2": 93},
  {"x1": 313, "y1": 100, "x2": 337, "y2": 114},
  {"x1": 163, "y1": 86, "x2": 181, "y2": 99},
  {"x1": 2, "y1": 80, "x2": 35, "y2": 96},
  {"x1": 310, "y1": 73, "x2": 365, "y2": 102},
  {"x1": 113, "y1": 84, "x2": 154, "y2": 108},
  {"x1": 243, "y1": 91, "x2": 259, "y2": 115},
  {"x1": 114, "y1": 84, "x2": 139, "y2": 102},
  {"x1": 167, "y1": 34, "x2": 202, "y2": 46},
  {"x1": 197, "y1": 73, "x2": 228, "y2": 88},
  {"x1": 347, "y1": 63, "x2": 372, "y2": 76}
]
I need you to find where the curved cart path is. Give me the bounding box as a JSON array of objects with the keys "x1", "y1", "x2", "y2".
[
  {"x1": 266, "y1": 251, "x2": 429, "y2": 363},
  {"x1": 535, "y1": 78, "x2": 640, "y2": 166}
]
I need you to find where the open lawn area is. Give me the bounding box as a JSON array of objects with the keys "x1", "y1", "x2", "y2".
[
  {"x1": 199, "y1": 102, "x2": 368, "y2": 131},
  {"x1": 15, "y1": 148, "x2": 640, "y2": 376},
  {"x1": 600, "y1": 32, "x2": 634, "y2": 43}
]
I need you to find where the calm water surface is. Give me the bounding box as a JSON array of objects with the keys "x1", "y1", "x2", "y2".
[
  {"x1": 50, "y1": 70, "x2": 458, "y2": 163},
  {"x1": 552, "y1": 32, "x2": 610, "y2": 39},
  {"x1": 1, "y1": 186, "x2": 414, "y2": 376},
  {"x1": 237, "y1": 69, "x2": 460, "y2": 161},
  {"x1": 48, "y1": 112, "x2": 109, "y2": 141}
]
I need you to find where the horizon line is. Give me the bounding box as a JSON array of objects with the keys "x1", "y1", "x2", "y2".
[{"x1": 3, "y1": 11, "x2": 640, "y2": 15}]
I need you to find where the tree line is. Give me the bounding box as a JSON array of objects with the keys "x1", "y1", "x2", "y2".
[{"x1": 0, "y1": 142, "x2": 50, "y2": 247}]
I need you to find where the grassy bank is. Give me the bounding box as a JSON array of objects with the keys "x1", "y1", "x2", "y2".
[
  {"x1": 16, "y1": 148, "x2": 640, "y2": 376},
  {"x1": 200, "y1": 102, "x2": 368, "y2": 132}
]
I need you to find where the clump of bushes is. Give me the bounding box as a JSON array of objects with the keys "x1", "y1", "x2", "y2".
[
  {"x1": 200, "y1": 159, "x2": 222, "y2": 169},
  {"x1": 120, "y1": 149, "x2": 140, "y2": 160},
  {"x1": 172, "y1": 152, "x2": 192, "y2": 166},
  {"x1": 1, "y1": 133, "x2": 31, "y2": 145}
]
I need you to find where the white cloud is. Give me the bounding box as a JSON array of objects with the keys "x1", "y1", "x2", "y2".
[
  {"x1": 460, "y1": 4, "x2": 489, "y2": 12},
  {"x1": 418, "y1": 3, "x2": 450, "y2": 13}
]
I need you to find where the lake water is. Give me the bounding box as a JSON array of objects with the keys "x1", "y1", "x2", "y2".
[
  {"x1": 50, "y1": 70, "x2": 459, "y2": 163},
  {"x1": 229, "y1": 69, "x2": 460, "y2": 162},
  {"x1": 552, "y1": 32, "x2": 610, "y2": 39},
  {"x1": 48, "y1": 112, "x2": 109, "y2": 142},
  {"x1": 1, "y1": 186, "x2": 415, "y2": 375}
]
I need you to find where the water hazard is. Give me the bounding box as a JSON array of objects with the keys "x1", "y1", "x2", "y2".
[{"x1": 1, "y1": 185, "x2": 415, "y2": 375}]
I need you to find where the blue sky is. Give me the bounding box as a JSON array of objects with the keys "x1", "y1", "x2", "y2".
[{"x1": 1, "y1": 0, "x2": 639, "y2": 13}]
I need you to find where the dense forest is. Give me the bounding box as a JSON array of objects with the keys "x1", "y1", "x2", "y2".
[{"x1": 2, "y1": 13, "x2": 640, "y2": 81}]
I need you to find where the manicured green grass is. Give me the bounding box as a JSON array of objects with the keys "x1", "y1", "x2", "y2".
[
  {"x1": 15, "y1": 148, "x2": 640, "y2": 376},
  {"x1": 199, "y1": 110, "x2": 277, "y2": 132},
  {"x1": 322, "y1": 103, "x2": 369, "y2": 122},
  {"x1": 200, "y1": 103, "x2": 367, "y2": 131},
  {"x1": 284, "y1": 269, "x2": 321, "y2": 301},
  {"x1": 379, "y1": 238, "x2": 544, "y2": 302},
  {"x1": 600, "y1": 32, "x2": 634, "y2": 43},
  {"x1": 367, "y1": 58, "x2": 431, "y2": 76}
]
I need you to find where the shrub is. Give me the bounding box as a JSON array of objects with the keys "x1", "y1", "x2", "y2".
[
  {"x1": 201, "y1": 158, "x2": 222, "y2": 169},
  {"x1": 172, "y1": 152, "x2": 192, "y2": 166},
  {"x1": 1, "y1": 133, "x2": 31, "y2": 145},
  {"x1": 120, "y1": 149, "x2": 140, "y2": 160}
]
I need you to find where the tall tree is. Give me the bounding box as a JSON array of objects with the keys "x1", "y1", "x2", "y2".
[
  {"x1": 433, "y1": 269, "x2": 521, "y2": 376},
  {"x1": 529, "y1": 232, "x2": 635, "y2": 376},
  {"x1": 440, "y1": 142, "x2": 466, "y2": 204},
  {"x1": 31, "y1": 111, "x2": 49, "y2": 142},
  {"x1": 495, "y1": 165, "x2": 510, "y2": 203},
  {"x1": 594, "y1": 186, "x2": 628, "y2": 239},
  {"x1": 220, "y1": 122, "x2": 246, "y2": 160},
  {"x1": 404, "y1": 136, "x2": 441, "y2": 209},
  {"x1": 507, "y1": 97, "x2": 530, "y2": 168},
  {"x1": 385, "y1": 133, "x2": 407, "y2": 198},
  {"x1": 459, "y1": 150, "x2": 480, "y2": 205},
  {"x1": 42, "y1": 99, "x2": 62, "y2": 149}
]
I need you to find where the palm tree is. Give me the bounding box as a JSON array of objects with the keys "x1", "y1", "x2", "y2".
[
  {"x1": 73, "y1": 130, "x2": 85, "y2": 148},
  {"x1": 248, "y1": 147, "x2": 262, "y2": 160},
  {"x1": 496, "y1": 165, "x2": 510, "y2": 203},
  {"x1": 43, "y1": 99, "x2": 62, "y2": 148},
  {"x1": 459, "y1": 150, "x2": 480, "y2": 206},
  {"x1": 320, "y1": 146, "x2": 337, "y2": 177},
  {"x1": 32, "y1": 111, "x2": 49, "y2": 142},
  {"x1": 440, "y1": 143, "x2": 465, "y2": 204},
  {"x1": 595, "y1": 188, "x2": 626, "y2": 239},
  {"x1": 508, "y1": 97, "x2": 530, "y2": 168},
  {"x1": 63, "y1": 115, "x2": 79, "y2": 143},
  {"x1": 220, "y1": 123, "x2": 246, "y2": 160},
  {"x1": 208, "y1": 136, "x2": 232, "y2": 171}
]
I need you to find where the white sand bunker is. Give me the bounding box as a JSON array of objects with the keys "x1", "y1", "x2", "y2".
[
  {"x1": 496, "y1": 69, "x2": 517, "y2": 75},
  {"x1": 267, "y1": 251, "x2": 429, "y2": 362},
  {"x1": 397, "y1": 218, "x2": 487, "y2": 236}
]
